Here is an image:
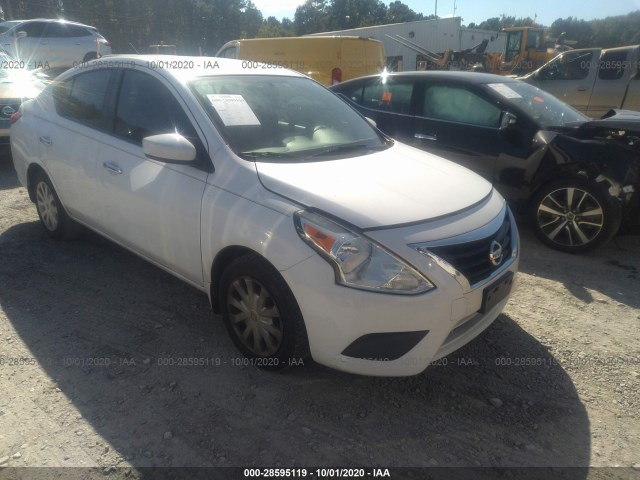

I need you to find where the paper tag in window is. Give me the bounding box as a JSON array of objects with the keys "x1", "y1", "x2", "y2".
[
  {"x1": 487, "y1": 83, "x2": 522, "y2": 99},
  {"x1": 206, "y1": 94, "x2": 261, "y2": 126},
  {"x1": 382, "y1": 91, "x2": 392, "y2": 102}
]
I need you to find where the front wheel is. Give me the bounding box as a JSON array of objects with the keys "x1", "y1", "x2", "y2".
[
  {"x1": 530, "y1": 179, "x2": 622, "y2": 253},
  {"x1": 219, "y1": 254, "x2": 310, "y2": 370}
]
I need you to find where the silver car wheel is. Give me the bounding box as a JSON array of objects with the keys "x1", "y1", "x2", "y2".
[
  {"x1": 227, "y1": 276, "x2": 283, "y2": 356},
  {"x1": 536, "y1": 187, "x2": 604, "y2": 247},
  {"x1": 36, "y1": 181, "x2": 59, "y2": 232}
]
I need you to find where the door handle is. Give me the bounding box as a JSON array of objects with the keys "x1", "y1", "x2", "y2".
[
  {"x1": 103, "y1": 162, "x2": 123, "y2": 175},
  {"x1": 39, "y1": 136, "x2": 52, "y2": 145},
  {"x1": 577, "y1": 86, "x2": 588, "y2": 92},
  {"x1": 415, "y1": 133, "x2": 437, "y2": 141}
]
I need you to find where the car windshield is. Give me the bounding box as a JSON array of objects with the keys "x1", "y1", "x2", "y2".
[
  {"x1": 483, "y1": 81, "x2": 588, "y2": 127},
  {"x1": 190, "y1": 75, "x2": 389, "y2": 161}
]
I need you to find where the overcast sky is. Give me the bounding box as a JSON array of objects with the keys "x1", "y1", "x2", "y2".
[{"x1": 251, "y1": 0, "x2": 640, "y2": 26}]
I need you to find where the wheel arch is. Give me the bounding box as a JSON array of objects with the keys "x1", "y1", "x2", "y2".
[
  {"x1": 529, "y1": 149, "x2": 625, "y2": 208},
  {"x1": 530, "y1": 133, "x2": 632, "y2": 205},
  {"x1": 82, "y1": 51, "x2": 99, "y2": 62},
  {"x1": 210, "y1": 245, "x2": 271, "y2": 313},
  {"x1": 26, "y1": 163, "x2": 49, "y2": 203}
]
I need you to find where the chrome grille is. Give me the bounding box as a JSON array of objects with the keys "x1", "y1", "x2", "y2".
[
  {"x1": 0, "y1": 99, "x2": 21, "y2": 119},
  {"x1": 425, "y1": 213, "x2": 512, "y2": 286}
]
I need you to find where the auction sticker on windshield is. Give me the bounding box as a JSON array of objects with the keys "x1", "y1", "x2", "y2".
[
  {"x1": 206, "y1": 94, "x2": 261, "y2": 126},
  {"x1": 487, "y1": 83, "x2": 522, "y2": 99}
]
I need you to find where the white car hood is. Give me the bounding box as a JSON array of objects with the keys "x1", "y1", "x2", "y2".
[{"x1": 256, "y1": 143, "x2": 493, "y2": 229}]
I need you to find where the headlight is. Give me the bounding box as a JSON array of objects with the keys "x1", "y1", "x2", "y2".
[{"x1": 294, "y1": 210, "x2": 434, "y2": 295}]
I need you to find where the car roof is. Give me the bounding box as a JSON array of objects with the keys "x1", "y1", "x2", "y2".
[
  {"x1": 56, "y1": 55, "x2": 306, "y2": 85},
  {"x1": 0, "y1": 18, "x2": 96, "y2": 29},
  {"x1": 335, "y1": 70, "x2": 521, "y2": 86}
]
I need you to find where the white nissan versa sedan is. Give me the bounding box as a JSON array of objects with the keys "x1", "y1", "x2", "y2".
[{"x1": 10, "y1": 56, "x2": 519, "y2": 376}]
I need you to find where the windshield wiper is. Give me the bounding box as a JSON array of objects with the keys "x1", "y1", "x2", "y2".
[
  {"x1": 241, "y1": 151, "x2": 289, "y2": 159},
  {"x1": 309, "y1": 142, "x2": 389, "y2": 158}
]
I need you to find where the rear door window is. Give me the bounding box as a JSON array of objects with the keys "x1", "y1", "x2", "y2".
[
  {"x1": 45, "y1": 23, "x2": 92, "y2": 38},
  {"x1": 53, "y1": 69, "x2": 113, "y2": 129},
  {"x1": 20, "y1": 21, "x2": 47, "y2": 38},
  {"x1": 598, "y1": 50, "x2": 629, "y2": 80},
  {"x1": 43, "y1": 23, "x2": 68, "y2": 38},
  {"x1": 422, "y1": 85, "x2": 500, "y2": 127}
]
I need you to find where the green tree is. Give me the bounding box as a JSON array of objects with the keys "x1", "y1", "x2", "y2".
[
  {"x1": 294, "y1": 0, "x2": 329, "y2": 35},
  {"x1": 327, "y1": 0, "x2": 387, "y2": 30},
  {"x1": 549, "y1": 17, "x2": 592, "y2": 47},
  {"x1": 257, "y1": 16, "x2": 294, "y2": 38},
  {"x1": 582, "y1": 10, "x2": 640, "y2": 47},
  {"x1": 474, "y1": 16, "x2": 537, "y2": 31},
  {"x1": 385, "y1": 1, "x2": 424, "y2": 23},
  {"x1": 239, "y1": 0, "x2": 264, "y2": 38}
]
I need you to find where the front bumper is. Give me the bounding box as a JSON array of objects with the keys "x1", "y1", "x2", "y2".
[{"x1": 281, "y1": 207, "x2": 520, "y2": 376}]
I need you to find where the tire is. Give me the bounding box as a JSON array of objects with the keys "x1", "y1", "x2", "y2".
[
  {"x1": 33, "y1": 172, "x2": 82, "y2": 240},
  {"x1": 82, "y1": 52, "x2": 98, "y2": 62},
  {"x1": 530, "y1": 178, "x2": 622, "y2": 253},
  {"x1": 219, "y1": 254, "x2": 310, "y2": 370}
]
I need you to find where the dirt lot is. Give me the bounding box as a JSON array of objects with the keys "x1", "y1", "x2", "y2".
[{"x1": 0, "y1": 156, "x2": 639, "y2": 479}]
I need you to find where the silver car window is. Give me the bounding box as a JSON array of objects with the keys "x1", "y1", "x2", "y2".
[
  {"x1": 114, "y1": 69, "x2": 199, "y2": 145},
  {"x1": 53, "y1": 69, "x2": 112, "y2": 129}
]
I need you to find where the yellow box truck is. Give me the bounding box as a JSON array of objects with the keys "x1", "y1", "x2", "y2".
[{"x1": 215, "y1": 36, "x2": 385, "y2": 86}]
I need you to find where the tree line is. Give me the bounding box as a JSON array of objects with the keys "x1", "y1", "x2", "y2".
[
  {"x1": 0, "y1": 0, "x2": 427, "y2": 54},
  {"x1": 0, "y1": 0, "x2": 638, "y2": 55},
  {"x1": 468, "y1": 12, "x2": 640, "y2": 48}
]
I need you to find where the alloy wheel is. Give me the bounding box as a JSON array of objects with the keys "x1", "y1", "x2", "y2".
[{"x1": 536, "y1": 187, "x2": 604, "y2": 247}]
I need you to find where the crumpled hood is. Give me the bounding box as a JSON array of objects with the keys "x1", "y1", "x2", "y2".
[
  {"x1": 256, "y1": 142, "x2": 493, "y2": 229},
  {"x1": 579, "y1": 109, "x2": 640, "y2": 131}
]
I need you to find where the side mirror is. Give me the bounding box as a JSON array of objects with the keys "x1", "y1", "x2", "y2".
[
  {"x1": 142, "y1": 133, "x2": 196, "y2": 163},
  {"x1": 499, "y1": 112, "x2": 517, "y2": 132},
  {"x1": 16, "y1": 31, "x2": 27, "y2": 39}
]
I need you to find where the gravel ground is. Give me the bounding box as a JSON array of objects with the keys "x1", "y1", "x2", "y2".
[{"x1": 0, "y1": 155, "x2": 639, "y2": 479}]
